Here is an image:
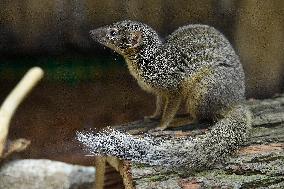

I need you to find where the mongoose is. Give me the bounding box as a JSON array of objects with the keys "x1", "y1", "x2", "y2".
[{"x1": 77, "y1": 20, "x2": 252, "y2": 170}]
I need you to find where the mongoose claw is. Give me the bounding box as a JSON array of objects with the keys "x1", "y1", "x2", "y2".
[{"x1": 154, "y1": 123, "x2": 169, "y2": 131}]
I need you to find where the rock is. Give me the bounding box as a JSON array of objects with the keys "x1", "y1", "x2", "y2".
[{"x1": 0, "y1": 159, "x2": 95, "y2": 189}]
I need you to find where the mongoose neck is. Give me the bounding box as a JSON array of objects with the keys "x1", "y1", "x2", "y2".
[
  {"x1": 123, "y1": 41, "x2": 163, "y2": 92},
  {"x1": 125, "y1": 39, "x2": 163, "y2": 62}
]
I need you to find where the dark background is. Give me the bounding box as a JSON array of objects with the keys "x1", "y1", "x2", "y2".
[{"x1": 0, "y1": 0, "x2": 283, "y2": 165}]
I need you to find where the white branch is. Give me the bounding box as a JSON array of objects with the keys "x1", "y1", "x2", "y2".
[{"x1": 0, "y1": 67, "x2": 44, "y2": 156}]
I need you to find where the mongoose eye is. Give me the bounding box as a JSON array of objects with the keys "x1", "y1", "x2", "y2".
[{"x1": 109, "y1": 29, "x2": 118, "y2": 36}]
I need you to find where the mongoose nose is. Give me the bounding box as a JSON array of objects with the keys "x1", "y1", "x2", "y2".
[
  {"x1": 89, "y1": 30, "x2": 96, "y2": 39},
  {"x1": 89, "y1": 29, "x2": 104, "y2": 42}
]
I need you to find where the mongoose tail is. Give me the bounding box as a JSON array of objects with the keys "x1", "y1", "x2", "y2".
[{"x1": 77, "y1": 105, "x2": 252, "y2": 170}]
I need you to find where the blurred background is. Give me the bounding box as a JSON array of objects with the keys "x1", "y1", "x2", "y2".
[{"x1": 0, "y1": 0, "x2": 283, "y2": 169}]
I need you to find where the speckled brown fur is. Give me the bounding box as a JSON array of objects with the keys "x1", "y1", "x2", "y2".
[{"x1": 78, "y1": 20, "x2": 252, "y2": 171}]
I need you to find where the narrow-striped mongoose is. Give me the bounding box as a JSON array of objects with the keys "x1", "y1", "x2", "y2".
[{"x1": 78, "y1": 20, "x2": 252, "y2": 171}]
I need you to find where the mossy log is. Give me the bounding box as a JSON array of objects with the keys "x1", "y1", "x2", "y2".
[{"x1": 99, "y1": 94, "x2": 284, "y2": 189}]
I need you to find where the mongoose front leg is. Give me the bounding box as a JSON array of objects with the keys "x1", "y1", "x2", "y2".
[
  {"x1": 145, "y1": 94, "x2": 166, "y2": 120},
  {"x1": 158, "y1": 93, "x2": 182, "y2": 130}
]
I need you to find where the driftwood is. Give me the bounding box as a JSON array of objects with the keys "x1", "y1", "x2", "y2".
[
  {"x1": 97, "y1": 94, "x2": 284, "y2": 189},
  {"x1": 0, "y1": 67, "x2": 44, "y2": 158}
]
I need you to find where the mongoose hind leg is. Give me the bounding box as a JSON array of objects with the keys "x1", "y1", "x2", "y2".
[
  {"x1": 157, "y1": 93, "x2": 182, "y2": 130},
  {"x1": 144, "y1": 94, "x2": 166, "y2": 121}
]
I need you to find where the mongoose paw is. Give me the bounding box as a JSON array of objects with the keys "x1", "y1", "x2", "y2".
[
  {"x1": 155, "y1": 126, "x2": 167, "y2": 131},
  {"x1": 154, "y1": 123, "x2": 169, "y2": 131},
  {"x1": 148, "y1": 126, "x2": 167, "y2": 133}
]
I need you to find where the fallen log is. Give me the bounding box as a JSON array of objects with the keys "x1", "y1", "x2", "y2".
[{"x1": 96, "y1": 94, "x2": 284, "y2": 189}]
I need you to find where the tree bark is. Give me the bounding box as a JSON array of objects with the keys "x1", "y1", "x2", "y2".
[{"x1": 104, "y1": 94, "x2": 284, "y2": 189}]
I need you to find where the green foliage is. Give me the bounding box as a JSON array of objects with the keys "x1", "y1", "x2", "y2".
[{"x1": 0, "y1": 56, "x2": 125, "y2": 84}]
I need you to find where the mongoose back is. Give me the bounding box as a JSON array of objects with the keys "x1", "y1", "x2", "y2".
[{"x1": 78, "y1": 20, "x2": 252, "y2": 171}]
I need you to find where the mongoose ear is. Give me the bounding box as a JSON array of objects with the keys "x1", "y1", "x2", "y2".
[{"x1": 129, "y1": 31, "x2": 142, "y2": 48}]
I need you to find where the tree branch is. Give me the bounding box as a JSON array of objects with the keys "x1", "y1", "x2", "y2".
[{"x1": 0, "y1": 67, "x2": 44, "y2": 156}]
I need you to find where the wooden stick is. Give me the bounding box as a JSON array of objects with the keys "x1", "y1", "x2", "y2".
[{"x1": 0, "y1": 67, "x2": 44, "y2": 156}]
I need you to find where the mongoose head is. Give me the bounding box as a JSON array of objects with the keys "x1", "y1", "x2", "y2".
[{"x1": 90, "y1": 20, "x2": 161, "y2": 57}]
